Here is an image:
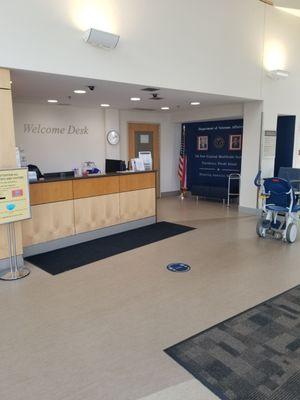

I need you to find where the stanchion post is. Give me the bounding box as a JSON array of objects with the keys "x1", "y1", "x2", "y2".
[
  {"x1": 7, "y1": 223, "x2": 14, "y2": 278},
  {"x1": 0, "y1": 222, "x2": 30, "y2": 281}
]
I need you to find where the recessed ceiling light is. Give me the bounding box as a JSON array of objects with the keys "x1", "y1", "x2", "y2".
[
  {"x1": 190, "y1": 101, "x2": 201, "y2": 106},
  {"x1": 100, "y1": 103, "x2": 110, "y2": 107},
  {"x1": 10, "y1": 80, "x2": 12, "y2": 85},
  {"x1": 130, "y1": 97, "x2": 141, "y2": 101},
  {"x1": 47, "y1": 99, "x2": 58, "y2": 103},
  {"x1": 161, "y1": 106, "x2": 170, "y2": 110},
  {"x1": 74, "y1": 89, "x2": 86, "y2": 94}
]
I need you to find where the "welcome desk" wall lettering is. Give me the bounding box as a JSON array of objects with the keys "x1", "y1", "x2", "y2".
[{"x1": 24, "y1": 124, "x2": 89, "y2": 135}]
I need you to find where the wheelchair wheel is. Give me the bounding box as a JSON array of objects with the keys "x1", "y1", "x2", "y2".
[
  {"x1": 256, "y1": 219, "x2": 266, "y2": 238},
  {"x1": 286, "y1": 223, "x2": 298, "y2": 243}
]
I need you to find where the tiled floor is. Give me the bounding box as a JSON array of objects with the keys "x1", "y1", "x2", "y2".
[{"x1": 1, "y1": 197, "x2": 300, "y2": 400}]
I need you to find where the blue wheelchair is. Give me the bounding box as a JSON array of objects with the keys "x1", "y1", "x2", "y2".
[{"x1": 254, "y1": 172, "x2": 300, "y2": 243}]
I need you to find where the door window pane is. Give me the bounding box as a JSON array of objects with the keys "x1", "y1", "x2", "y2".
[
  {"x1": 135, "y1": 132, "x2": 153, "y2": 158},
  {"x1": 140, "y1": 134, "x2": 150, "y2": 144}
]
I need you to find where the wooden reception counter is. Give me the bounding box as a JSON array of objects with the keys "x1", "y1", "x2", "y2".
[{"x1": 22, "y1": 171, "x2": 156, "y2": 256}]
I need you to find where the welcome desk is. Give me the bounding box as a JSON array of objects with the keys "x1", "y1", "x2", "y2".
[{"x1": 22, "y1": 171, "x2": 156, "y2": 256}]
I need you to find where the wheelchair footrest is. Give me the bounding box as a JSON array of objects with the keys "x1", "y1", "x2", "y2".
[{"x1": 262, "y1": 220, "x2": 271, "y2": 229}]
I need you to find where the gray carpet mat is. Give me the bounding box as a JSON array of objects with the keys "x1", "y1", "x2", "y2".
[{"x1": 165, "y1": 285, "x2": 300, "y2": 399}]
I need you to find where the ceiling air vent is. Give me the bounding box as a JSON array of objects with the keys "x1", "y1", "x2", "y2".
[{"x1": 259, "y1": 0, "x2": 273, "y2": 4}]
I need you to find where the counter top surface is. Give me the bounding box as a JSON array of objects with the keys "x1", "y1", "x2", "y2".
[{"x1": 29, "y1": 170, "x2": 155, "y2": 184}]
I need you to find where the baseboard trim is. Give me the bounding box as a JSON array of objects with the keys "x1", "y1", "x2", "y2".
[
  {"x1": 239, "y1": 206, "x2": 260, "y2": 215},
  {"x1": 0, "y1": 255, "x2": 24, "y2": 273},
  {"x1": 160, "y1": 190, "x2": 181, "y2": 197},
  {"x1": 24, "y1": 216, "x2": 156, "y2": 257}
]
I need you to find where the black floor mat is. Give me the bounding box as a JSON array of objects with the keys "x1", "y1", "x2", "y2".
[
  {"x1": 25, "y1": 221, "x2": 194, "y2": 275},
  {"x1": 165, "y1": 285, "x2": 300, "y2": 400}
]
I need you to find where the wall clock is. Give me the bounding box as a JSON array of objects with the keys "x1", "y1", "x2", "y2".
[{"x1": 107, "y1": 130, "x2": 120, "y2": 145}]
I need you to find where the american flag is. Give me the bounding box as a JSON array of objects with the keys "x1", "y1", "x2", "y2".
[{"x1": 178, "y1": 124, "x2": 187, "y2": 190}]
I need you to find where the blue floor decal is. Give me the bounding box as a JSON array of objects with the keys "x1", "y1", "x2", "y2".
[{"x1": 167, "y1": 263, "x2": 191, "y2": 273}]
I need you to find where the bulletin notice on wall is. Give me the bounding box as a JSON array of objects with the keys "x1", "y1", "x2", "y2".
[
  {"x1": 263, "y1": 130, "x2": 276, "y2": 158},
  {"x1": 0, "y1": 168, "x2": 31, "y2": 225}
]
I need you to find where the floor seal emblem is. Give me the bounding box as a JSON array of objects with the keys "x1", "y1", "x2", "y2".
[{"x1": 166, "y1": 263, "x2": 191, "y2": 273}]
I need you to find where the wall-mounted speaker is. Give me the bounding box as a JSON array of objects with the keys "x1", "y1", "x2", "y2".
[{"x1": 83, "y1": 28, "x2": 120, "y2": 49}]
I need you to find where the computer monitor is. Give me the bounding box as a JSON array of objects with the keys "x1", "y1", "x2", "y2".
[{"x1": 105, "y1": 159, "x2": 125, "y2": 173}]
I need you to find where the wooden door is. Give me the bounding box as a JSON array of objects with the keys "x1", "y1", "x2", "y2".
[{"x1": 128, "y1": 123, "x2": 160, "y2": 195}]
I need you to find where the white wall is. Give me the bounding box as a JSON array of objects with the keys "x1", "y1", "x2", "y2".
[
  {"x1": 171, "y1": 103, "x2": 244, "y2": 123},
  {"x1": 262, "y1": 7, "x2": 300, "y2": 172},
  {"x1": 14, "y1": 102, "x2": 246, "y2": 195},
  {"x1": 13, "y1": 103, "x2": 106, "y2": 173},
  {"x1": 105, "y1": 108, "x2": 120, "y2": 160},
  {"x1": 8, "y1": 2, "x2": 300, "y2": 210},
  {"x1": 239, "y1": 101, "x2": 263, "y2": 209},
  {"x1": 13, "y1": 103, "x2": 181, "y2": 193},
  {"x1": 0, "y1": 0, "x2": 264, "y2": 100},
  {"x1": 261, "y1": 157, "x2": 275, "y2": 178},
  {"x1": 232, "y1": 7, "x2": 300, "y2": 208}
]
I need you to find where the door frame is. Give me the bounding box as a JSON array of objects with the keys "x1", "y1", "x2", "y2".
[{"x1": 127, "y1": 122, "x2": 160, "y2": 196}]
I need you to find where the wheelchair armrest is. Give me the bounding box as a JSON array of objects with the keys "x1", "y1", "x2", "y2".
[{"x1": 260, "y1": 192, "x2": 270, "y2": 199}]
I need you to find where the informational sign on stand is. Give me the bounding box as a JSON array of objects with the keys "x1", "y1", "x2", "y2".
[
  {"x1": 139, "y1": 151, "x2": 153, "y2": 171},
  {"x1": 0, "y1": 168, "x2": 31, "y2": 225}
]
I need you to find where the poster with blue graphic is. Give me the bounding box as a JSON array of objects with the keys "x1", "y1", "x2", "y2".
[{"x1": 185, "y1": 119, "x2": 243, "y2": 193}]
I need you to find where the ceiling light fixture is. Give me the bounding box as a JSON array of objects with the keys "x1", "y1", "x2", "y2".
[
  {"x1": 100, "y1": 103, "x2": 110, "y2": 107},
  {"x1": 267, "y1": 69, "x2": 289, "y2": 79},
  {"x1": 276, "y1": 7, "x2": 300, "y2": 18},
  {"x1": 161, "y1": 106, "x2": 170, "y2": 110},
  {"x1": 74, "y1": 89, "x2": 86, "y2": 94},
  {"x1": 190, "y1": 101, "x2": 201, "y2": 106},
  {"x1": 47, "y1": 99, "x2": 58, "y2": 103},
  {"x1": 130, "y1": 97, "x2": 141, "y2": 101}
]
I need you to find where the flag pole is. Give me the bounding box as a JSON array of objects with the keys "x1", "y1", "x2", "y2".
[{"x1": 178, "y1": 124, "x2": 187, "y2": 200}]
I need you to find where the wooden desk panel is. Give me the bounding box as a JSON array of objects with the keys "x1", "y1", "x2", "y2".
[
  {"x1": 22, "y1": 201, "x2": 75, "y2": 246},
  {"x1": 30, "y1": 181, "x2": 73, "y2": 206},
  {"x1": 119, "y1": 172, "x2": 156, "y2": 192},
  {"x1": 23, "y1": 172, "x2": 157, "y2": 250},
  {"x1": 74, "y1": 194, "x2": 120, "y2": 234},
  {"x1": 120, "y1": 188, "x2": 156, "y2": 223},
  {"x1": 73, "y1": 176, "x2": 119, "y2": 199},
  {"x1": 0, "y1": 69, "x2": 11, "y2": 90}
]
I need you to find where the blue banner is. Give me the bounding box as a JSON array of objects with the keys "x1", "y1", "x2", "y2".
[{"x1": 185, "y1": 119, "x2": 243, "y2": 191}]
